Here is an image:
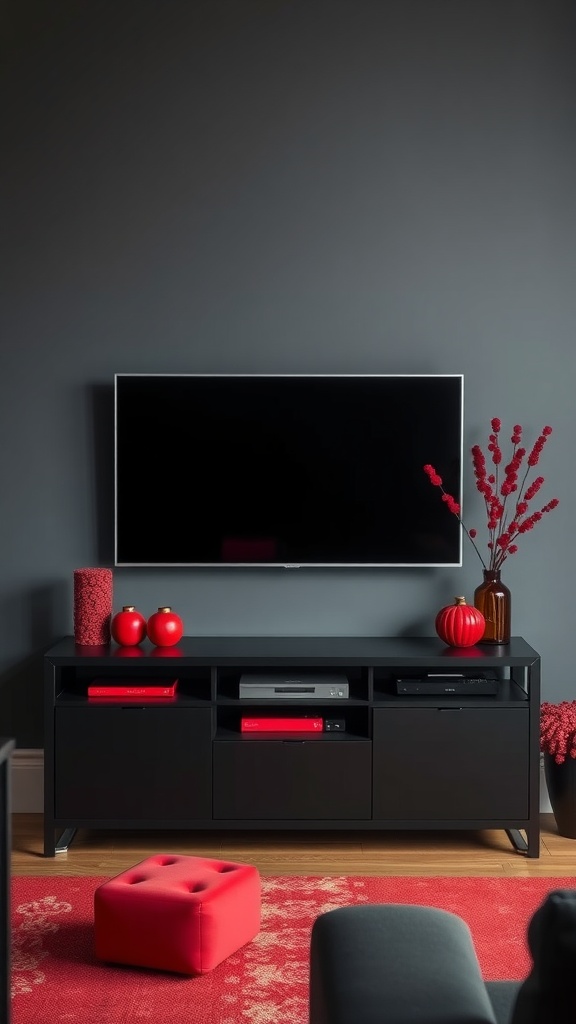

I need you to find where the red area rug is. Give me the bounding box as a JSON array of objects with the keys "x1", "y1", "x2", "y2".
[{"x1": 11, "y1": 874, "x2": 575, "y2": 1024}]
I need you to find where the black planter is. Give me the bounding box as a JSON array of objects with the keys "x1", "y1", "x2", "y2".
[{"x1": 544, "y1": 752, "x2": 576, "y2": 839}]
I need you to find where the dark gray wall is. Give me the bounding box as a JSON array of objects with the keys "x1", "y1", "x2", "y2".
[{"x1": 2, "y1": 0, "x2": 574, "y2": 747}]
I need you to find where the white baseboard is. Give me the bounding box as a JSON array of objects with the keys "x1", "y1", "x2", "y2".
[
  {"x1": 11, "y1": 748, "x2": 44, "y2": 812},
  {"x1": 9, "y1": 747, "x2": 553, "y2": 816}
]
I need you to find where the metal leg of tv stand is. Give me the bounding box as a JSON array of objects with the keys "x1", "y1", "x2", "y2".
[
  {"x1": 55, "y1": 827, "x2": 77, "y2": 854},
  {"x1": 506, "y1": 827, "x2": 540, "y2": 858}
]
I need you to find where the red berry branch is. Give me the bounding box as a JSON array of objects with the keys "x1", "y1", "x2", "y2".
[
  {"x1": 541, "y1": 701, "x2": 576, "y2": 764},
  {"x1": 424, "y1": 419, "x2": 559, "y2": 570}
]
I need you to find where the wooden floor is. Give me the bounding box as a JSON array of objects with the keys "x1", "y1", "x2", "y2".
[{"x1": 10, "y1": 813, "x2": 576, "y2": 877}]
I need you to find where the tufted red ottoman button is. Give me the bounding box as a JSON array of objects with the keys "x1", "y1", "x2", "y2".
[{"x1": 94, "y1": 854, "x2": 261, "y2": 975}]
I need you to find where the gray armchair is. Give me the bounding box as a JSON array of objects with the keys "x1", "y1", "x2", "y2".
[{"x1": 309, "y1": 889, "x2": 576, "y2": 1024}]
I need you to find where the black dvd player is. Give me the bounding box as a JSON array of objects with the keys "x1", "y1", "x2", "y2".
[{"x1": 395, "y1": 674, "x2": 498, "y2": 696}]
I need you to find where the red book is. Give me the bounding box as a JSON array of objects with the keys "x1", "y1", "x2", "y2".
[
  {"x1": 88, "y1": 679, "x2": 178, "y2": 698},
  {"x1": 241, "y1": 717, "x2": 323, "y2": 733}
]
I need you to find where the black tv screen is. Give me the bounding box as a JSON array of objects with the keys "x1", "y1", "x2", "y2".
[{"x1": 114, "y1": 374, "x2": 463, "y2": 568}]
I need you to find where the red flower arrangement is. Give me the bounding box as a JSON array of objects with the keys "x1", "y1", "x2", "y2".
[
  {"x1": 424, "y1": 418, "x2": 559, "y2": 570},
  {"x1": 541, "y1": 701, "x2": 576, "y2": 764}
]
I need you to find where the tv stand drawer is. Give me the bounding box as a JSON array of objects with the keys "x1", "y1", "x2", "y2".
[{"x1": 213, "y1": 738, "x2": 372, "y2": 820}]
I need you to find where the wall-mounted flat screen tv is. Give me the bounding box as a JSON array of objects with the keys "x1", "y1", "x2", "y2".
[{"x1": 114, "y1": 373, "x2": 463, "y2": 568}]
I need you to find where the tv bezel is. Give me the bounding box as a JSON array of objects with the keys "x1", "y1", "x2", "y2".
[{"x1": 114, "y1": 372, "x2": 464, "y2": 569}]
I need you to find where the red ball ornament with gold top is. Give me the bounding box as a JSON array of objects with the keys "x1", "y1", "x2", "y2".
[
  {"x1": 146, "y1": 607, "x2": 184, "y2": 647},
  {"x1": 111, "y1": 605, "x2": 147, "y2": 647},
  {"x1": 435, "y1": 596, "x2": 485, "y2": 648}
]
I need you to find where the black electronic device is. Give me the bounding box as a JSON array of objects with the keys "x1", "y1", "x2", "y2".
[
  {"x1": 395, "y1": 674, "x2": 498, "y2": 696},
  {"x1": 325, "y1": 718, "x2": 346, "y2": 732},
  {"x1": 114, "y1": 373, "x2": 463, "y2": 567}
]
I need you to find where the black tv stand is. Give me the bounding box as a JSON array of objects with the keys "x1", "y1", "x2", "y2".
[{"x1": 43, "y1": 635, "x2": 541, "y2": 857}]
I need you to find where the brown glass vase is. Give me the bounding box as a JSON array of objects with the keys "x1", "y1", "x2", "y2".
[{"x1": 473, "y1": 569, "x2": 511, "y2": 644}]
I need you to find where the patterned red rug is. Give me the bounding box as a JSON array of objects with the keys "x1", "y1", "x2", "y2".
[{"x1": 11, "y1": 874, "x2": 575, "y2": 1024}]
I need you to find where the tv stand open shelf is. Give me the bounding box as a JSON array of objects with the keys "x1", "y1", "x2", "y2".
[{"x1": 43, "y1": 635, "x2": 541, "y2": 857}]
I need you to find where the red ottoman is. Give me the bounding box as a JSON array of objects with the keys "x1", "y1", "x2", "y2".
[{"x1": 94, "y1": 854, "x2": 261, "y2": 975}]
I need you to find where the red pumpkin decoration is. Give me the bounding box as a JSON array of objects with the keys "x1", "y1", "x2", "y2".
[
  {"x1": 146, "y1": 606, "x2": 184, "y2": 647},
  {"x1": 111, "y1": 605, "x2": 147, "y2": 647},
  {"x1": 435, "y1": 596, "x2": 485, "y2": 648}
]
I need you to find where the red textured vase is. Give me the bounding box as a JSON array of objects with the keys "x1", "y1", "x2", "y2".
[
  {"x1": 435, "y1": 596, "x2": 485, "y2": 648},
  {"x1": 111, "y1": 606, "x2": 147, "y2": 647},
  {"x1": 146, "y1": 607, "x2": 184, "y2": 647},
  {"x1": 73, "y1": 568, "x2": 113, "y2": 645}
]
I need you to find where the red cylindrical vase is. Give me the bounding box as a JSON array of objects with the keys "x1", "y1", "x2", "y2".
[{"x1": 73, "y1": 568, "x2": 113, "y2": 645}]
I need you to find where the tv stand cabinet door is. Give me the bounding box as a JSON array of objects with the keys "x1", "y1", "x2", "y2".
[
  {"x1": 213, "y1": 739, "x2": 372, "y2": 820},
  {"x1": 372, "y1": 708, "x2": 529, "y2": 820},
  {"x1": 54, "y1": 707, "x2": 212, "y2": 820}
]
